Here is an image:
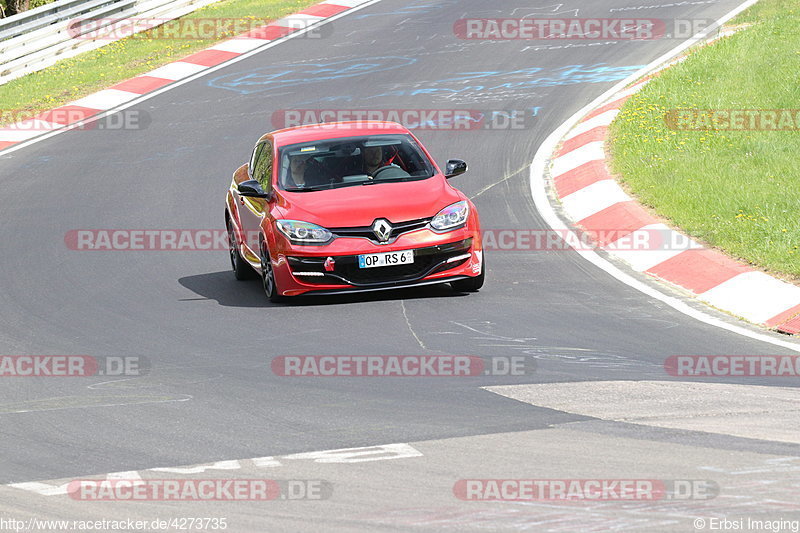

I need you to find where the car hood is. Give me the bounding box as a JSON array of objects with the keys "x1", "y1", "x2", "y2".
[{"x1": 277, "y1": 177, "x2": 463, "y2": 227}]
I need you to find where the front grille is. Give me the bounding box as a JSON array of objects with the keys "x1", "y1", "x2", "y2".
[
  {"x1": 329, "y1": 218, "x2": 431, "y2": 244},
  {"x1": 337, "y1": 255, "x2": 437, "y2": 284},
  {"x1": 288, "y1": 239, "x2": 471, "y2": 287}
]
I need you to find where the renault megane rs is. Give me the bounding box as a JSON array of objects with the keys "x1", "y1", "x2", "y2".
[{"x1": 225, "y1": 121, "x2": 484, "y2": 302}]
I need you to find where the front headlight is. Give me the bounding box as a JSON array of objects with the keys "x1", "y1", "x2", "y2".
[
  {"x1": 431, "y1": 201, "x2": 469, "y2": 231},
  {"x1": 276, "y1": 220, "x2": 332, "y2": 244}
]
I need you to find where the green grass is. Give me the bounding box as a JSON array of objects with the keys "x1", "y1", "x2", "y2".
[
  {"x1": 609, "y1": 0, "x2": 800, "y2": 281},
  {"x1": 0, "y1": 0, "x2": 317, "y2": 123}
]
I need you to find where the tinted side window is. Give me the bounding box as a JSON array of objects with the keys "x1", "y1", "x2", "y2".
[{"x1": 252, "y1": 141, "x2": 274, "y2": 190}]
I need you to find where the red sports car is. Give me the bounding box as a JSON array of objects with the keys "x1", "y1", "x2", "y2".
[{"x1": 225, "y1": 121, "x2": 484, "y2": 302}]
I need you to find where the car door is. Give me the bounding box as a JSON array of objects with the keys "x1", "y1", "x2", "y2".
[{"x1": 239, "y1": 140, "x2": 274, "y2": 260}]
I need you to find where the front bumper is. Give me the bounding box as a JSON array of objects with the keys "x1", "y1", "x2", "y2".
[
  {"x1": 273, "y1": 231, "x2": 482, "y2": 296},
  {"x1": 294, "y1": 276, "x2": 473, "y2": 296}
]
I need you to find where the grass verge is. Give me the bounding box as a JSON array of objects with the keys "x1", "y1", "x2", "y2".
[
  {"x1": 1, "y1": 0, "x2": 317, "y2": 124},
  {"x1": 609, "y1": 0, "x2": 800, "y2": 281}
]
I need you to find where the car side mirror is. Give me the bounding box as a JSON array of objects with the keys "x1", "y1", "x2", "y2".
[
  {"x1": 445, "y1": 159, "x2": 468, "y2": 179},
  {"x1": 238, "y1": 179, "x2": 271, "y2": 199}
]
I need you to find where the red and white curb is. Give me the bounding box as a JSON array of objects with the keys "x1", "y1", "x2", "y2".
[
  {"x1": 0, "y1": 0, "x2": 369, "y2": 152},
  {"x1": 549, "y1": 82, "x2": 800, "y2": 335}
]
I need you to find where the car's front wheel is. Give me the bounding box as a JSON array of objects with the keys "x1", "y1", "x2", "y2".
[
  {"x1": 260, "y1": 240, "x2": 284, "y2": 303},
  {"x1": 451, "y1": 256, "x2": 485, "y2": 292},
  {"x1": 227, "y1": 220, "x2": 253, "y2": 280}
]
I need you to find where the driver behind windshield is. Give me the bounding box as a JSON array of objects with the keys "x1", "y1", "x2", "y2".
[
  {"x1": 362, "y1": 145, "x2": 387, "y2": 177},
  {"x1": 288, "y1": 154, "x2": 333, "y2": 188},
  {"x1": 330, "y1": 144, "x2": 397, "y2": 180}
]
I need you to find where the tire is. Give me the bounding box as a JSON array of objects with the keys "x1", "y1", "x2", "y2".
[
  {"x1": 260, "y1": 240, "x2": 284, "y2": 303},
  {"x1": 227, "y1": 220, "x2": 254, "y2": 280},
  {"x1": 451, "y1": 256, "x2": 485, "y2": 292}
]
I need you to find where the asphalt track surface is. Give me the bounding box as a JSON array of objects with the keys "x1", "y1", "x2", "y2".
[{"x1": 1, "y1": 0, "x2": 799, "y2": 531}]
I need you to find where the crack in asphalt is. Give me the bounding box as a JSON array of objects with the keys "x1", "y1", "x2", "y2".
[{"x1": 400, "y1": 300, "x2": 427, "y2": 351}]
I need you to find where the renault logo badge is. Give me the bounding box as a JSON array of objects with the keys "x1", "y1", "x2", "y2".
[{"x1": 372, "y1": 219, "x2": 392, "y2": 243}]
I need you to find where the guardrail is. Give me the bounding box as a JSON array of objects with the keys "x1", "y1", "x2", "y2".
[{"x1": 0, "y1": 0, "x2": 219, "y2": 85}]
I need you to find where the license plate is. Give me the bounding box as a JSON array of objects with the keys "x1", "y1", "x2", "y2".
[{"x1": 358, "y1": 250, "x2": 414, "y2": 268}]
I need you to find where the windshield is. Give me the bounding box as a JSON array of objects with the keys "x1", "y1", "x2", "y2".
[{"x1": 278, "y1": 134, "x2": 435, "y2": 191}]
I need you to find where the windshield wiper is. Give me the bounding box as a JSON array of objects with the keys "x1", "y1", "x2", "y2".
[
  {"x1": 297, "y1": 181, "x2": 363, "y2": 192},
  {"x1": 361, "y1": 177, "x2": 417, "y2": 186}
]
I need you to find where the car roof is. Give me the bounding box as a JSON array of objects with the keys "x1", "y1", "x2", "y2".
[{"x1": 262, "y1": 121, "x2": 412, "y2": 147}]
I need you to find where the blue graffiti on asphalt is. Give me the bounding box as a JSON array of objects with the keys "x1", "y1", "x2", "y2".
[
  {"x1": 290, "y1": 64, "x2": 645, "y2": 106},
  {"x1": 372, "y1": 64, "x2": 647, "y2": 98},
  {"x1": 207, "y1": 56, "x2": 417, "y2": 95},
  {"x1": 432, "y1": 64, "x2": 641, "y2": 86}
]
